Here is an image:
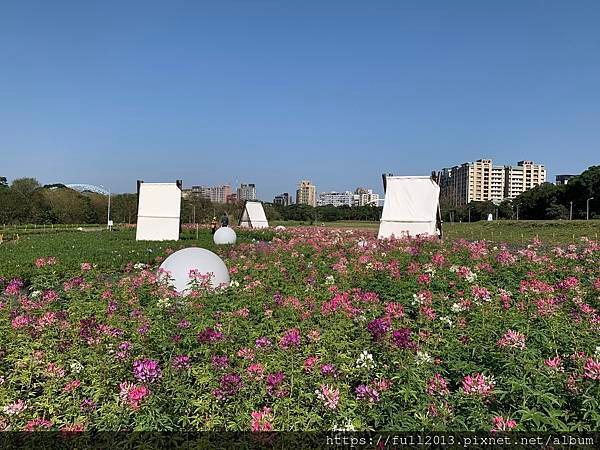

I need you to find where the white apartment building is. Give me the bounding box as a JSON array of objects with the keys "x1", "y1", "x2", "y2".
[
  {"x1": 353, "y1": 187, "x2": 380, "y2": 207},
  {"x1": 318, "y1": 191, "x2": 354, "y2": 207},
  {"x1": 439, "y1": 159, "x2": 546, "y2": 206}
]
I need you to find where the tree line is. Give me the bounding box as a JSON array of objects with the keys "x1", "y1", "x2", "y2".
[
  {"x1": 0, "y1": 178, "x2": 381, "y2": 225},
  {"x1": 1, "y1": 165, "x2": 598, "y2": 225}
]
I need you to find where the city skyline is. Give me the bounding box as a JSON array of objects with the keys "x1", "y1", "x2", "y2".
[{"x1": 2, "y1": 2, "x2": 599, "y2": 199}]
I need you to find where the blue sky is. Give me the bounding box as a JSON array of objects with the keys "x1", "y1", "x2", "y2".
[{"x1": 1, "y1": 1, "x2": 599, "y2": 199}]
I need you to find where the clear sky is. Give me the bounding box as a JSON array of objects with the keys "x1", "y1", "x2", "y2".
[{"x1": 1, "y1": 1, "x2": 599, "y2": 199}]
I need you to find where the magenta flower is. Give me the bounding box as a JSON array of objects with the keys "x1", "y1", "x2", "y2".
[
  {"x1": 266, "y1": 372, "x2": 287, "y2": 398},
  {"x1": 278, "y1": 328, "x2": 301, "y2": 350},
  {"x1": 171, "y1": 355, "x2": 191, "y2": 370},
  {"x1": 584, "y1": 358, "x2": 600, "y2": 380},
  {"x1": 132, "y1": 358, "x2": 162, "y2": 383},
  {"x1": 197, "y1": 327, "x2": 225, "y2": 344},
  {"x1": 212, "y1": 373, "x2": 243, "y2": 400},
  {"x1": 211, "y1": 355, "x2": 230, "y2": 370},
  {"x1": 255, "y1": 336, "x2": 272, "y2": 348},
  {"x1": 355, "y1": 384, "x2": 380, "y2": 403}
]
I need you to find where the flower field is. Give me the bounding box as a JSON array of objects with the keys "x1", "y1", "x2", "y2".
[{"x1": 0, "y1": 227, "x2": 599, "y2": 432}]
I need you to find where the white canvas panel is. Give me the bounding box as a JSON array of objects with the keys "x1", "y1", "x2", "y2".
[
  {"x1": 240, "y1": 201, "x2": 269, "y2": 229},
  {"x1": 378, "y1": 176, "x2": 439, "y2": 239},
  {"x1": 136, "y1": 183, "x2": 181, "y2": 241}
]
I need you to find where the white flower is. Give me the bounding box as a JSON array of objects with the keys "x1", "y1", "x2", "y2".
[
  {"x1": 595, "y1": 346, "x2": 600, "y2": 358},
  {"x1": 157, "y1": 298, "x2": 172, "y2": 309},
  {"x1": 439, "y1": 316, "x2": 453, "y2": 327},
  {"x1": 229, "y1": 280, "x2": 240, "y2": 288},
  {"x1": 416, "y1": 351, "x2": 433, "y2": 365},
  {"x1": 365, "y1": 263, "x2": 373, "y2": 270},
  {"x1": 324, "y1": 275, "x2": 335, "y2": 285},
  {"x1": 333, "y1": 419, "x2": 356, "y2": 431},
  {"x1": 70, "y1": 361, "x2": 83, "y2": 374},
  {"x1": 451, "y1": 303, "x2": 464, "y2": 313},
  {"x1": 466, "y1": 272, "x2": 477, "y2": 283},
  {"x1": 134, "y1": 262, "x2": 146, "y2": 270},
  {"x1": 30, "y1": 290, "x2": 42, "y2": 299},
  {"x1": 356, "y1": 351, "x2": 376, "y2": 369}
]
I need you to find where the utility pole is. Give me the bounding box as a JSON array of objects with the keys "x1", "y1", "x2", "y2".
[
  {"x1": 468, "y1": 207, "x2": 471, "y2": 223},
  {"x1": 587, "y1": 197, "x2": 594, "y2": 220},
  {"x1": 516, "y1": 205, "x2": 519, "y2": 220}
]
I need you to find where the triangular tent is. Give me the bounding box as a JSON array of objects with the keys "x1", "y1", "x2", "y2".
[
  {"x1": 136, "y1": 182, "x2": 182, "y2": 241},
  {"x1": 378, "y1": 175, "x2": 441, "y2": 239},
  {"x1": 239, "y1": 201, "x2": 269, "y2": 229}
]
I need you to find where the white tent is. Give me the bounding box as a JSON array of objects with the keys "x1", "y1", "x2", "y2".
[
  {"x1": 239, "y1": 201, "x2": 269, "y2": 229},
  {"x1": 378, "y1": 175, "x2": 441, "y2": 239},
  {"x1": 136, "y1": 182, "x2": 181, "y2": 241}
]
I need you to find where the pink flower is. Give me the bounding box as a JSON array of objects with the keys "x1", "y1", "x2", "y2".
[
  {"x1": 247, "y1": 363, "x2": 265, "y2": 381},
  {"x1": 171, "y1": 355, "x2": 191, "y2": 370},
  {"x1": 461, "y1": 373, "x2": 495, "y2": 397},
  {"x1": 384, "y1": 302, "x2": 405, "y2": 319},
  {"x1": 497, "y1": 330, "x2": 526, "y2": 350},
  {"x1": 303, "y1": 356, "x2": 319, "y2": 373},
  {"x1": 237, "y1": 347, "x2": 255, "y2": 361},
  {"x1": 63, "y1": 380, "x2": 81, "y2": 393},
  {"x1": 119, "y1": 382, "x2": 150, "y2": 410},
  {"x1": 492, "y1": 416, "x2": 517, "y2": 432},
  {"x1": 426, "y1": 373, "x2": 450, "y2": 396},
  {"x1": 3, "y1": 399, "x2": 27, "y2": 416},
  {"x1": 11, "y1": 315, "x2": 30, "y2": 329},
  {"x1": 584, "y1": 358, "x2": 600, "y2": 380},
  {"x1": 24, "y1": 417, "x2": 53, "y2": 431},
  {"x1": 250, "y1": 406, "x2": 274, "y2": 432},
  {"x1": 80, "y1": 262, "x2": 92, "y2": 271},
  {"x1": 316, "y1": 384, "x2": 340, "y2": 410},
  {"x1": 544, "y1": 356, "x2": 564, "y2": 371}
]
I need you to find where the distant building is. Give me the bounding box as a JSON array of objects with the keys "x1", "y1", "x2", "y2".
[
  {"x1": 318, "y1": 191, "x2": 354, "y2": 207},
  {"x1": 211, "y1": 184, "x2": 231, "y2": 203},
  {"x1": 439, "y1": 159, "x2": 546, "y2": 206},
  {"x1": 504, "y1": 160, "x2": 546, "y2": 199},
  {"x1": 237, "y1": 183, "x2": 257, "y2": 201},
  {"x1": 182, "y1": 185, "x2": 211, "y2": 200},
  {"x1": 296, "y1": 180, "x2": 317, "y2": 207},
  {"x1": 556, "y1": 174, "x2": 576, "y2": 185},
  {"x1": 353, "y1": 187, "x2": 380, "y2": 207},
  {"x1": 273, "y1": 192, "x2": 292, "y2": 206}
]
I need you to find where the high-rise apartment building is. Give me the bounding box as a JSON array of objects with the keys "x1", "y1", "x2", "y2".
[
  {"x1": 439, "y1": 159, "x2": 546, "y2": 206},
  {"x1": 296, "y1": 180, "x2": 317, "y2": 207},
  {"x1": 210, "y1": 184, "x2": 231, "y2": 203},
  {"x1": 182, "y1": 185, "x2": 211, "y2": 200},
  {"x1": 353, "y1": 187, "x2": 380, "y2": 207},
  {"x1": 237, "y1": 183, "x2": 257, "y2": 201},
  {"x1": 273, "y1": 193, "x2": 292, "y2": 206},
  {"x1": 318, "y1": 191, "x2": 354, "y2": 207},
  {"x1": 503, "y1": 160, "x2": 546, "y2": 199}
]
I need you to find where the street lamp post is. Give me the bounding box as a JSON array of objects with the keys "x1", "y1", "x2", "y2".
[
  {"x1": 516, "y1": 205, "x2": 519, "y2": 220},
  {"x1": 587, "y1": 197, "x2": 594, "y2": 221},
  {"x1": 100, "y1": 185, "x2": 111, "y2": 229},
  {"x1": 569, "y1": 201, "x2": 573, "y2": 221}
]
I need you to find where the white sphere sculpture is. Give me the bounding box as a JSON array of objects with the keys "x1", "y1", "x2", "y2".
[
  {"x1": 213, "y1": 226, "x2": 237, "y2": 245},
  {"x1": 159, "y1": 247, "x2": 230, "y2": 294}
]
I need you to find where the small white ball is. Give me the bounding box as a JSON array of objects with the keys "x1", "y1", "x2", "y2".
[
  {"x1": 159, "y1": 247, "x2": 230, "y2": 294},
  {"x1": 213, "y1": 226, "x2": 237, "y2": 245}
]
